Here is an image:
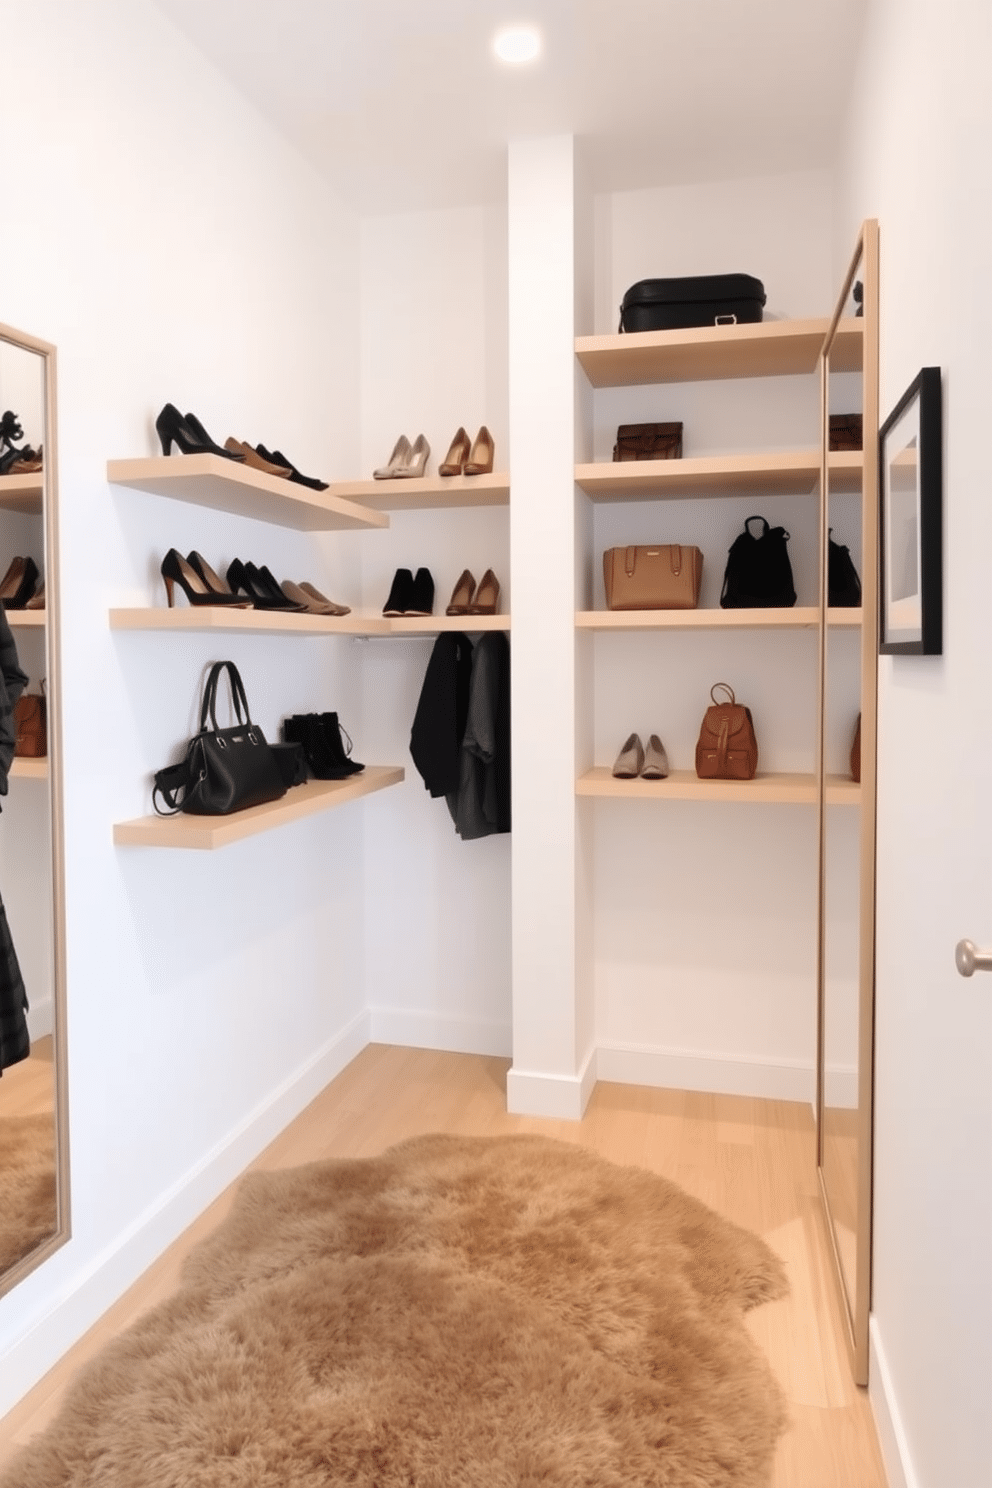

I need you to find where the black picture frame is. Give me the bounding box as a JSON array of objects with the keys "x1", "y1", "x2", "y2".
[{"x1": 879, "y1": 366, "x2": 942, "y2": 655}]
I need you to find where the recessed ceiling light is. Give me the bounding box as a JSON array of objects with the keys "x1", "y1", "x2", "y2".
[{"x1": 493, "y1": 26, "x2": 542, "y2": 65}]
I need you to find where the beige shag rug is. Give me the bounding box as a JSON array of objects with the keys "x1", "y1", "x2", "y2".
[
  {"x1": 1, "y1": 1133, "x2": 789, "y2": 1487},
  {"x1": 0, "y1": 1114, "x2": 57, "y2": 1276}
]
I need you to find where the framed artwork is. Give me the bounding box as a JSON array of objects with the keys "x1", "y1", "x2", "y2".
[{"x1": 879, "y1": 366, "x2": 942, "y2": 655}]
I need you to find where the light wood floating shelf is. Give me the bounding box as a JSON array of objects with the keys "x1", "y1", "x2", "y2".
[
  {"x1": 107, "y1": 455, "x2": 389, "y2": 532},
  {"x1": 578, "y1": 607, "x2": 862, "y2": 631},
  {"x1": 577, "y1": 768, "x2": 860, "y2": 806},
  {"x1": 10, "y1": 757, "x2": 48, "y2": 780},
  {"x1": 329, "y1": 472, "x2": 510, "y2": 510},
  {"x1": 575, "y1": 317, "x2": 863, "y2": 387},
  {"x1": 109, "y1": 608, "x2": 509, "y2": 636},
  {"x1": 575, "y1": 449, "x2": 863, "y2": 501},
  {"x1": 113, "y1": 766, "x2": 405, "y2": 849},
  {"x1": 0, "y1": 472, "x2": 43, "y2": 514},
  {"x1": 7, "y1": 611, "x2": 46, "y2": 628}
]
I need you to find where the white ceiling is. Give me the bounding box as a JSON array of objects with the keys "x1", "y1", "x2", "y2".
[{"x1": 155, "y1": 0, "x2": 870, "y2": 214}]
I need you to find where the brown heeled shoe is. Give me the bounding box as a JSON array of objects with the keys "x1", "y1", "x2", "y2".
[
  {"x1": 445, "y1": 569, "x2": 476, "y2": 615},
  {"x1": 468, "y1": 568, "x2": 500, "y2": 614},
  {"x1": 439, "y1": 427, "x2": 471, "y2": 476},
  {"x1": 464, "y1": 425, "x2": 494, "y2": 476}
]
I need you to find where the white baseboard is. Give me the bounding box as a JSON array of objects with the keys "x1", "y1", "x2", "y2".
[
  {"x1": 0, "y1": 1011, "x2": 371, "y2": 1423},
  {"x1": 596, "y1": 1041, "x2": 816, "y2": 1104},
  {"x1": 370, "y1": 1006, "x2": 511, "y2": 1058},
  {"x1": 506, "y1": 1045, "x2": 597, "y2": 1119},
  {"x1": 869, "y1": 1316, "x2": 919, "y2": 1488}
]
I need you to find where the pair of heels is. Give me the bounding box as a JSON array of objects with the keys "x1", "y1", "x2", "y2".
[
  {"x1": 612, "y1": 733, "x2": 669, "y2": 780},
  {"x1": 383, "y1": 567, "x2": 434, "y2": 617},
  {"x1": 282, "y1": 712, "x2": 364, "y2": 780},
  {"x1": 0, "y1": 555, "x2": 41, "y2": 609},
  {"x1": 439, "y1": 426, "x2": 494, "y2": 477},
  {"x1": 445, "y1": 568, "x2": 500, "y2": 615},
  {"x1": 374, "y1": 434, "x2": 430, "y2": 480},
  {"x1": 161, "y1": 549, "x2": 253, "y2": 608},
  {"x1": 155, "y1": 405, "x2": 329, "y2": 491}
]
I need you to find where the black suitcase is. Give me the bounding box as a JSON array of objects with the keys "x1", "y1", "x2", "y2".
[{"x1": 619, "y1": 273, "x2": 766, "y2": 333}]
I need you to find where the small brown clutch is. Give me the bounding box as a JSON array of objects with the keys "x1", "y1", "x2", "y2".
[
  {"x1": 14, "y1": 692, "x2": 47, "y2": 758},
  {"x1": 603, "y1": 544, "x2": 703, "y2": 610},
  {"x1": 612, "y1": 421, "x2": 683, "y2": 461},
  {"x1": 829, "y1": 413, "x2": 863, "y2": 451}
]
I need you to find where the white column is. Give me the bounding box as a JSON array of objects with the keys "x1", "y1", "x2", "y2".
[{"x1": 507, "y1": 135, "x2": 595, "y2": 1117}]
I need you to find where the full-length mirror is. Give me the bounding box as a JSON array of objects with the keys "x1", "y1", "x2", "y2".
[
  {"x1": 0, "y1": 322, "x2": 67, "y2": 1296},
  {"x1": 817, "y1": 222, "x2": 879, "y2": 1384}
]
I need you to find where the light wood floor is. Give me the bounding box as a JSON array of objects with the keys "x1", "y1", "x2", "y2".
[{"x1": 0, "y1": 1046, "x2": 888, "y2": 1486}]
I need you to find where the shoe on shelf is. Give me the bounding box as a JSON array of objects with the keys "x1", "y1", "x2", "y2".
[
  {"x1": 0, "y1": 555, "x2": 39, "y2": 609},
  {"x1": 25, "y1": 580, "x2": 45, "y2": 610},
  {"x1": 254, "y1": 444, "x2": 329, "y2": 491},
  {"x1": 225, "y1": 558, "x2": 305, "y2": 611},
  {"x1": 392, "y1": 433, "x2": 430, "y2": 479},
  {"x1": 185, "y1": 550, "x2": 244, "y2": 600},
  {"x1": 283, "y1": 713, "x2": 364, "y2": 779},
  {"x1": 161, "y1": 549, "x2": 251, "y2": 608},
  {"x1": 283, "y1": 580, "x2": 351, "y2": 616},
  {"x1": 155, "y1": 404, "x2": 245, "y2": 461},
  {"x1": 445, "y1": 568, "x2": 476, "y2": 615},
  {"x1": 383, "y1": 567, "x2": 414, "y2": 616},
  {"x1": 641, "y1": 735, "x2": 670, "y2": 779},
  {"x1": 464, "y1": 425, "x2": 494, "y2": 476},
  {"x1": 439, "y1": 427, "x2": 471, "y2": 476},
  {"x1": 611, "y1": 732, "x2": 645, "y2": 779},
  {"x1": 468, "y1": 568, "x2": 500, "y2": 615},
  {"x1": 407, "y1": 566, "x2": 435, "y2": 616},
  {"x1": 223, "y1": 439, "x2": 292, "y2": 478},
  {"x1": 5, "y1": 445, "x2": 42, "y2": 475},
  {"x1": 374, "y1": 434, "x2": 412, "y2": 480}
]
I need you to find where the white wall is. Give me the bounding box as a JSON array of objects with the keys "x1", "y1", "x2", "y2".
[
  {"x1": 589, "y1": 171, "x2": 839, "y2": 1101},
  {"x1": 839, "y1": 2, "x2": 992, "y2": 1485},
  {"x1": 0, "y1": 0, "x2": 365, "y2": 1415}
]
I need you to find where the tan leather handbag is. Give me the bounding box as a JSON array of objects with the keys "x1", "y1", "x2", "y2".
[
  {"x1": 603, "y1": 544, "x2": 703, "y2": 610},
  {"x1": 14, "y1": 690, "x2": 47, "y2": 758},
  {"x1": 695, "y1": 682, "x2": 758, "y2": 780}
]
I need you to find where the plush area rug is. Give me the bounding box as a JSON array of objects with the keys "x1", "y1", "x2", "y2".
[
  {"x1": 0, "y1": 1114, "x2": 57, "y2": 1275},
  {"x1": 1, "y1": 1133, "x2": 789, "y2": 1487}
]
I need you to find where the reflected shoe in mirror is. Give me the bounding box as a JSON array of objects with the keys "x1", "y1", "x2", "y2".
[
  {"x1": 383, "y1": 567, "x2": 414, "y2": 616},
  {"x1": 641, "y1": 735, "x2": 670, "y2": 779},
  {"x1": 5, "y1": 444, "x2": 42, "y2": 474},
  {"x1": 25, "y1": 580, "x2": 46, "y2": 610},
  {"x1": 154, "y1": 404, "x2": 246, "y2": 460},
  {"x1": 162, "y1": 549, "x2": 251, "y2": 608},
  {"x1": 374, "y1": 434, "x2": 412, "y2": 479},
  {"x1": 464, "y1": 425, "x2": 494, "y2": 475},
  {"x1": 445, "y1": 569, "x2": 476, "y2": 615},
  {"x1": 0, "y1": 555, "x2": 39, "y2": 609},
  {"x1": 407, "y1": 566, "x2": 435, "y2": 616},
  {"x1": 223, "y1": 439, "x2": 292, "y2": 478},
  {"x1": 439, "y1": 427, "x2": 471, "y2": 476},
  {"x1": 282, "y1": 580, "x2": 351, "y2": 616},
  {"x1": 255, "y1": 444, "x2": 329, "y2": 491},
  {"x1": 468, "y1": 568, "x2": 500, "y2": 615},
  {"x1": 611, "y1": 732, "x2": 644, "y2": 779}
]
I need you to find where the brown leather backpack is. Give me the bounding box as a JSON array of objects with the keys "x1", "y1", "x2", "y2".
[{"x1": 695, "y1": 682, "x2": 758, "y2": 781}]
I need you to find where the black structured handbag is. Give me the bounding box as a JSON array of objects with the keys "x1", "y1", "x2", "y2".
[
  {"x1": 720, "y1": 515, "x2": 797, "y2": 609},
  {"x1": 153, "y1": 660, "x2": 288, "y2": 816},
  {"x1": 828, "y1": 532, "x2": 862, "y2": 607}
]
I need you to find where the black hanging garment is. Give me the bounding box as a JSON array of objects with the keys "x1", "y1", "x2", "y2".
[
  {"x1": 447, "y1": 632, "x2": 511, "y2": 840},
  {"x1": 828, "y1": 532, "x2": 863, "y2": 607},
  {"x1": 720, "y1": 515, "x2": 797, "y2": 609},
  {"x1": 0, "y1": 599, "x2": 29, "y2": 1074},
  {"x1": 410, "y1": 632, "x2": 473, "y2": 798}
]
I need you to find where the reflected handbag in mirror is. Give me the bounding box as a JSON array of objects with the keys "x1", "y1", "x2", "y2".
[
  {"x1": 13, "y1": 689, "x2": 46, "y2": 757},
  {"x1": 153, "y1": 661, "x2": 286, "y2": 816}
]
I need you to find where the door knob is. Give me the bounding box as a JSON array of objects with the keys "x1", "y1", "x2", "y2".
[{"x1": 955, "y1": 939, "x2": 992, "y2": 977}]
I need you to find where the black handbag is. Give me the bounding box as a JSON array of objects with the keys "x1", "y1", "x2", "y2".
[
  {"x1": 828, "y1": 532, "x2": 862, "y2": 607},
  {"x1": 153, "y1": 661, "x2": 288, "y2": 816},
  {"x1": 720, "y1": 515, "x2": 797, "y2": 609}
]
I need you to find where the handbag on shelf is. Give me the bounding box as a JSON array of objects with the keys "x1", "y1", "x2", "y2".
[
  {"x1": 612, "y1": 421, "x2": 683, "y2": 462},
  {"x1": 603, "y1": 544, "x2": 703, "y2": 611},
  {"x1": 618, "y1": 274, "x2": 766, "y2": 333},
  {"x1": 720, "y1": 515, "x2": 797, "y2": 609},
  {"x1": 152, "y1": 660, "x2": 287, "y2": 817},
  {"x1": 695, "y1": 682, "x2": 759, "y2": 781},
  {"x1": 14, "y1": 686, "x2": 46, "y2": 758},
  {"x1": 828, "y1": 532, "x2": 862, "y2": 608}
]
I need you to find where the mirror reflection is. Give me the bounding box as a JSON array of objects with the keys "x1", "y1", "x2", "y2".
[{"x1": 0, "y1": 327, "x2": 63, "y2": 1292}]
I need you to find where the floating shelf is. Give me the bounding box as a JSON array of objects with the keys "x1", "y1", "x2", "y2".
[
  {"x1": 6, "y1": 610, "x2": 45, "y2": 628},
  {"x1": 0, "y1": 472, "x2": 43, "y2": 514},
  {"x1": 113, "y1": 766, "x2": 405, "y2": 849},
  {"x1": 575, "y1": 449, "x2": 863, "y2": 501},
  {"x1": 10, "y1": 757, "x2": 48, "y2": 780},
  {"x1": 109, "y1": 608, "x2": 509, "y2": 636},
  {"x1": 575, "y1": 317, "x2": 863, "y2": 387},
  {"x1": 328, "y1": 472, "x2": 510, "y2": 511},
  {"x1": 577, "y1": 607, "x2": 862, "y2": 631},
  {"x1": 577, "y1": 769, "x2": 859, "y2": 805},
  {"x1": 107, "y1": 455, "x2": 389, "y2": 532}
]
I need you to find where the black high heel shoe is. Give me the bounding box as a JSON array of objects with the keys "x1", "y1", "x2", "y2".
[
  {"x1": 161, "y1": 549, "x2": 251, "y2": 608},
  {"x1": 225, "y1": 558, "x2": 307, "y2": 611},
  {"x1": 254, "y1": 443, "x2": 329, "y2": 491},
  {"x1": 0, "y1": 555, "x2": 39, "y2": 608},
  {"x1": 155, "y1": 403, "x2": 246, "y2": 461}
]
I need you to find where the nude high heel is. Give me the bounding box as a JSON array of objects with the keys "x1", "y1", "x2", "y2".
[
  {"x1": 464, "y1": 426, "x2": 494, "y2": 475},
  {"x1": 397, "y1": 433, "x2": 430, "y2": 478},
  {"x1": 374, "y1": 435, "x2": 412, "y2": 479}
]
